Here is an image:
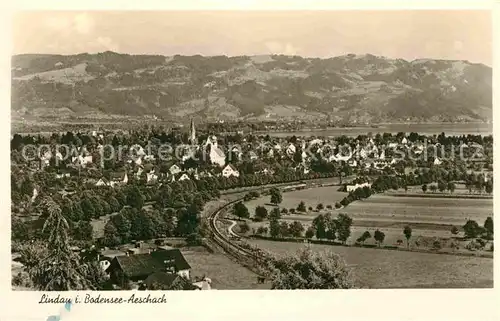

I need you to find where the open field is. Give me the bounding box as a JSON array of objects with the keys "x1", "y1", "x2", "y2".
[
  {"x1": 182, "y1": 247, "x2": 268, "y2": 289},
  {"x1": 238, "y1": 185, "x2": 493, "y2": 254},
  {"x1": 248, "y1": 239, "x2": 493, "y2": 288},
  {"x1": 244, "y1": 185, "x2": 346, "y2": 216},
  {"x1": 244, "y1": 188, "x2": 492, "y2": 228},
  {"x1": 342, "y1": 194, "x2": 492, "y2": 226}
]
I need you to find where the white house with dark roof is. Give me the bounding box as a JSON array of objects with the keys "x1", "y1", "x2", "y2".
[
  {"x1": 222, "y1": 164, "x2": 240, "y2": 178},
  {"x1": 169, "y1": 164, "x2": 182, "y2": 175}
]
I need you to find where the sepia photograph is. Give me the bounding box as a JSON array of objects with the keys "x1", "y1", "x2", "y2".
[{"x1": 9, "y1": 9, "x2": 493, "y2": 294}]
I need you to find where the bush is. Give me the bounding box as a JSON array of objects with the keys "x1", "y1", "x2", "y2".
[
  {"x1": 12, "y1": 271, "x2": 33, "y2": 288},
  {"x1": 239, "y1": 222, "x2": 250, "y2": 234},
  {"x1": 432, "y1": 239, "x2": 442, "y2": 250},
  {"x1": 186, "y1": 233, "x2": 203, "y2": 246},
  {"x1": 335, "y1": 202, "x2": 342, "y2": 209},
  {"x1": 289, "y1": 208, "x2": 296, "y2": 214},
  {"x1": 475, "y1": 238, "x2": 486, "y2": 248},
  {"x1": 326, "y1": 205, "x2": 333, "y2": 209},
  {"x1": 281, "y1": 208, "x2": 288, "y2": 214}
]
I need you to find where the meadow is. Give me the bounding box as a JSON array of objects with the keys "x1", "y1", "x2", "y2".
[
  {"x1": 182, "y1": 246, "x2": 267, "y2": 289},
  {"x1": 244, "y1": 185, "x2": 346, "y2": 216},
  {"x1": 248, "y1": 239, "x2": 493, "y2": 288},
  {"x1": 240, "y1": 185, "x2": 493, "y2": 251}
]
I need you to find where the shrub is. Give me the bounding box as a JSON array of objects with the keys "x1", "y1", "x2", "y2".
[
  {"x1": 12, "y1": 271, "x2": 33, "y2": 288},
  {"x1": 289, "y1": 208, "x2": 296, "y2": 214},
  {"x1": 475, "y1": 238, "x2": 486, "y2": 248},
  {"x1": 335, "y1": 202, "x2": 342, "y2": 209},
  {"x1": 186, "y1": 233, "x2": 203, "y2": 246},
  {"x1": 432, "y1": 239, "x2": 442, "y2": 250},
  {"x1": 326, "y1": 205, "x2": 333, "y2": 209},
  {"x1": 257, "y1": 226, "x2": 268, "y2": 235},
  {"x1": 239, "y1": 222, "x2": 250, "y2": 234}
]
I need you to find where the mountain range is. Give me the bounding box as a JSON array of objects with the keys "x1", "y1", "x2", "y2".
[{"x1": 11, "y1": 52, "x2": 492, "y2": 124}]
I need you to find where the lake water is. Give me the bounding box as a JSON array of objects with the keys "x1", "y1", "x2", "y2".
[{"x1": 264, "y1": 123, "x2": 492, "y2": 138}]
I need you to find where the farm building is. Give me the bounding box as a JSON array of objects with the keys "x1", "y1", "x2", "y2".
[
  {"x1": 107, "y1": 248, "x2": 192, "y2": 286},
  {"x1": 346, "y1": 182, "x2": 372, "y2": 192}
]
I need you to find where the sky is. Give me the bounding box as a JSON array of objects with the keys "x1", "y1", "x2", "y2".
[{"x1": 12, "y1": 10, "x2": 492, "y2": 65}]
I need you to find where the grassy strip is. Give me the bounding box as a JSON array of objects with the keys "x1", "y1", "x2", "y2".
[{"x1": 249, "y1": 235, "x2": 494, "y2": 259}]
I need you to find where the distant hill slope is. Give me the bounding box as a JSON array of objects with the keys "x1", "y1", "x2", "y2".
[{"x1": 11, "y1": 52, "x2": 492, "y2": 123}]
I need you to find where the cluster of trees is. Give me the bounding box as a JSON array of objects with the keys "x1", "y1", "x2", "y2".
[
  {"x1": 464, "y1": 175, "x2": 494, "y2": 194},
  {"x1": 421, "y1": 182, "x2": 456, "y2": 193},
  {"x1": 339, "y1": 186, "x2": 372, "y2": 208},
  {"x1": 13, "y1": 174, "x2": 217, "y2": 250},
  {"x1": 310, "y1": 213, "x2": 353, "y2": 244},
  {"x1": 462, "y1": 217, "x2": 493, "y2": 240},
  {"x1": 267, "y1": 218, "x2": 305, "y2": 239},
  {"x1": 103, "y1": 180, "x2": 217, "y2": 247}
]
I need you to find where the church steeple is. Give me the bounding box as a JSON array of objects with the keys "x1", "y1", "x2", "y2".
[{"x1": 190, "y1": 118, "x2": 196, "y2": 144}]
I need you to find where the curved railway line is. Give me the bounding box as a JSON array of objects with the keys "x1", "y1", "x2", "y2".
[{"x1": 205, "y1": 180, "x2": 345, "y2": 276}]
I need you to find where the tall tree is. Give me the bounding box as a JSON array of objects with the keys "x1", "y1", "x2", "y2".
[
  {"x1": 403, "y1": 225, "x2": 412, "y2": 249},
  {"x1": 127, "y1": 186, "x2": 145, "y2": 209},
  {"x1": 30, "y1": 197, "x2": 93, "y2": 290},
  {"x1": 484, "y1": 217, "x2": 493, "y2": 240},
  {"x1": 269, "y1": 217, "x2": 280, "y2": 238},
  {"x1": 233, "y1": 202, "x2": 250, "y2": 219},
  {"x1": 255, "y1": 206, "x2": 269, "y2": 221},
  {"x1": 270, "y1": 188, "x2": 283, "y2": 205},
  {"x1": 374, "y1": 230, "x2": 385, "y2": 247},
  {"x1": 335, "y1": 214, "x2": 353, "y2": 244}
]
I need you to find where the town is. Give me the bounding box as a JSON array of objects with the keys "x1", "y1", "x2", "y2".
[{"x1": 11, "y1": 118, "x2": 494, "y2": 290}]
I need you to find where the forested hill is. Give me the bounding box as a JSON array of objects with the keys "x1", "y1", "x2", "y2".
[{"x1": 11, "y1": 52, "x2": 492, "y2": 124}]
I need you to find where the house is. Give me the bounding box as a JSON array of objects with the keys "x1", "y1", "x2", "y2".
[
  {"x1": 31, "y1": 187, "x2": 38, "y2": 202},
  {"x1": 433, "y1": 157, "x2": 442, "y2": 165},
  {"x1": 142, "y1": 272, "x2": 195, "y2": 290},
  {"x1": 231, "y1": 146, "x2": 242, "y2": 159},
  {"x1": 40, "y1": 151, "x2": 52, "y2": 167},
  {"x1": 401, "y1": 137, "x2": 408, "y2": 145},
  {"x1": 222, "y1": 164, "x2": 240, "y2": 178},
  {"x1": 95, "y1": 178, "x2": 110, "y2": 187},
  {"x1": 72, "y1": 155, "x2": 93, "y2": 167},
  {"x1": 146, "y1": 171, "x2": 159, "y2": 183},
  {"x1": 257, "y1": 168, "x2": 272, "y2": 175},
  {"x1": 178, "y1": 173, "x2": 190, "y2": 181},
  {"x1": 309, "y1": 139, "x2": 323, "y2": 147},
  {"x1": 55, "y1": 172, "x2": 71, "y2": 179},
  {"x1": 346, "y1": 182, "x2": 372, "y2": 192},
  {"x1": 248, "y1": 151, "x2": 259, "y2": 161},
  {"x1": 169, "y1": 164, "x2": 182, "y2": 176},
  {"x1": 286, "y1": 143, "x2": 296, "y2": 156},
  {"x1": 109, "y1": 172, "x2": 128, "y2": 186},
  {"x1": 107, "y1": 248, "x2": 191, "y2": 286},
  {"x1": 192, "y1": 277, "x2": 212, "y2": 290}
]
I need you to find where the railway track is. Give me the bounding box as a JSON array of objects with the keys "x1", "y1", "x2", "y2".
[{"x1": 205, "y1": 180, "x2": 345, "y2": 275}]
